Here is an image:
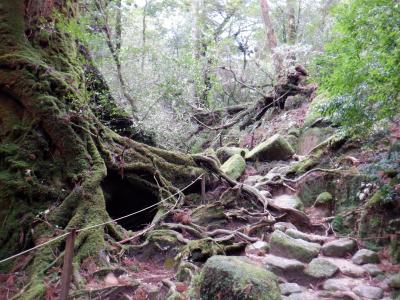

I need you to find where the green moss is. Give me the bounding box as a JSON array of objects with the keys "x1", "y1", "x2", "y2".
[
  {"x1": 220, "y1": 154, "x2": 246, "y2": 180},
  {"x1": 332, "y1": 215, "x2": 352, "y2": 235},
  {"x1": 315, "y1": 192, "x2": 333, "y2": 205},
  {"x1": 178, "y1": 238, "x2": 224, "y2": 262},
  {"x1": 270, "y1": 230, "x2": 321, "y2": 263},
  {"x1": 246, "y1": 134, "x2": 294, "y2": 161},
  {"x1": 288, "y1": 151, "x2": 321, "y2": 175},
  {"x1": 198, "y1": 256, "x2": 281, "y2": 300}
]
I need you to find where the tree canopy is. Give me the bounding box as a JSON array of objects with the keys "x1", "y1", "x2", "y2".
[{"x1": 315, "y1": 0, "x2": 400, "y2": 134}]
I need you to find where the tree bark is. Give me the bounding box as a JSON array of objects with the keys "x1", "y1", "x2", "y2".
[
  {"x1": 286, "y1": 0, "x2": 297, "y2": 45},
  {"x1": 0, "y1": 1, "x2": 202, "y2": 298},
  {"x1": 259, "y1": 0, "x2": 282, "y2": 75},
  {"x1": 96, "y1": 0, "x2": 137, "y2": 116}
]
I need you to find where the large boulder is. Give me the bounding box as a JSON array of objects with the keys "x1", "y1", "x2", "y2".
[
  {"x1": 246, "y1": 134, "x2": 295, "y2": 162},
  {"x1": 198, "y1": 256, "x2": 281, "y2": 300},
  {"x1": 270, "y1": 230, "x2": 321, "y2": 263},
  {"x1": 221, "y1": 154, "x2": 246, "y2": 180},
  {"x1": 216, "y1": 147, "x2": 248, "y2": 163}
]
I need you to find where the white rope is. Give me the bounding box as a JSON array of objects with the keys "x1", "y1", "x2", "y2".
[
  {"x1": 0, "y1": 174, "x2": 203, "y2": 265},
  {"x1": 0, "y1": 233, "x2": 69, "y2": 264}
]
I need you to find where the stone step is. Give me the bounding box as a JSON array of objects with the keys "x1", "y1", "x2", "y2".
[
  {"x1": 321, "y1": 238, "x2": 357, "y2": 257},
  {"x1": 322, "y1": 257, "x2": 366, "y2": 278},
  {"x1": 270, "y1": 230, "x2": 321, "y2": 263},
  {"x1": 285, "y1": 228, "x2": 330, "y2": 244}
]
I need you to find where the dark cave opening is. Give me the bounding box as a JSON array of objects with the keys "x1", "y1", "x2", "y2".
[{"x1": 102, "y1": 172, "x2": 159, "y2": 231}]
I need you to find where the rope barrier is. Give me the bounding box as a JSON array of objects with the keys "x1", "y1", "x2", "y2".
[{"x1": 0, "y1": 174, "x2": 203, "y2": 265}]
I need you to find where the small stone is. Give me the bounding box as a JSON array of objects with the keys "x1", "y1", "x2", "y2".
[
  {"x1": 387, "y1": 272, "x2": 400, "y2": 289},
  {"x1": 270, "y1": 195, "x2": 304, "y2": 211},
  {"x1": 362, "y1": 264, "x2": 383, "y2": 277},
  {"x1": 352, "y1": 249, "x2": 380, "y2": 265},
  {"x1": 280, "y1": 283, "x2": 305, "y2": 295},
  {"x1": 286, "y1": 291, "x2": 319, "y2": 300},
  {"x1": 104, "y1": 273, "x2": 119, "y2": 286},
  {"x1": 322, "y1": 238, "x2": 356, "y2": 257},
  {"x1": 304, "y1": 258, "x2": 339, "y2": 279},
  {"x1": 260, "y1": 190, "x2": 272, "y2": 198},
  {"x1": 246, "y1": 241, "x2": 270, "y2": 255},
  {"x1": 286, "y1": 229, "x2": 329, "y2": 244},
  {"x1": 323, "y1": 278, "x2": 359, "y2": 291},
  {"x1": 353, "y1": 285, "x2": 383, "y2": 299},
  {"x1": 273, "y1": 222, "x2": 297, "y2": 232},
  {"x1": 359, "y1": 193, "x2": 366, "y2": 201},
  {"x1": 270, "y1": 230, "x2": 321, "y2": 263}
]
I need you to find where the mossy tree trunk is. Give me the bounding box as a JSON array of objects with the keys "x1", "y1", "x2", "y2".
[{"x1": 0, "y1": 1, "x2": 202, "y2": 298}]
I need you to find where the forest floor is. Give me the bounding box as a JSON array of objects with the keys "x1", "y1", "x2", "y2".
[{"x1": 1, "y1": 100, "x2": 399, "y2": 300}]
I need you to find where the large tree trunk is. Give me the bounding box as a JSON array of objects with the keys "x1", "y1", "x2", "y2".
[
  {"x1": 259, "y1": 0, "x2": 282, "y2": 76},
  {"x1": 0, "y1": 1, "x2": 202, "y2": 298}
]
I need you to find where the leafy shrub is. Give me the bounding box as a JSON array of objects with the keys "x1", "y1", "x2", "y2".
[{"x1": 314, "y1": 0, "x2": 400, "y2": 135}]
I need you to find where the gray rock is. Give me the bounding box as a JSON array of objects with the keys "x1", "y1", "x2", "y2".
[
  {"x1": 259, "y1": 190, "x2": 273, "y2": 198},
  {"x1": 286, "y1": 291, "x2": 319, "y2": 300},
  {"x1": 387, "y1": 272, "x2": 400, "y2": 289},
  {"x1": 352, "y1": 249, "x2": 380, "y2": 265},
  {"x1": 322, "y1": 238, "x2": 356, "y2": 257},
  {"x1": 353, "y1": 284, "x2": 383, "y2": 299},
  {"x1": 322, "y1": 278, "x2": 360, "y2": 291},
  {"x1": 286, "y1": 229, "x2": 330, "y2": 244},
  {"x1": 270, "y1": 195, "x2": 304, "y2": 211},
  {"x1": 280, "y1": 283, "x2": 305, "y2": 295},
  {"x1": 244, "y1": 175, "x2": 264, "y2": 185},
  {"x1": 304, "y1": 258, "x2": 339, "y2": 279},
  {"x1": 323, "y1": 257, "x2": 366, "y2": 278},
  {"x1": 263, "y1": 254, "x2": 305, "y2": 272},
  {"x1": 362, "y1": 264, "x2": 383, "y2": 277},
  {"x1": 246, "y1": 134, "x2": 295, "y2": 161},
  {"x1": 198, "y1": 256, "x2": 281, "y2": 300},
  {"x1": 270, "y1": 230, "x2": 321, "y2": 263},
  {"x1": 273, "y1": 222, "x2": 297, "y2": 232},
  {"x1": 246, "y1": 241, "x2": 270, "y2": 254}
]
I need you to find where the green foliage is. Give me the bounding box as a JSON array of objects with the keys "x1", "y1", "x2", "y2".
[
  {"x1": 332, "y1": 215, "x2": 352, "y2": 235},
  {"x1": 314, "y1": 0, "x2": 400, "y2": 135}
]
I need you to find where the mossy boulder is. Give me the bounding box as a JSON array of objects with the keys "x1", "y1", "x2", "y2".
[
  {"x1": 216, "y1": 147, "x2": 248, "y2": 163},
  {"x1": 246, "y1": 134, "x2": 295, "y2": 162},
  {"x1": 298, "y1": 173, "x2": 365, "y2": 208},
  {"x1": 270, "y1": 230, "x2": 321, "y2": 263},
  {"x1": 221, "y1": 154, "x2": 246, "y2": 180},
  {"x1": 315, "y1": 192, "x2": 333, "y2": 205},
  {"x1": 198, "y1": 256, "x2": 281, "y2": 300}
]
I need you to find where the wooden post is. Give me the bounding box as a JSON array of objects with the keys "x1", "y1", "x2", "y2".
[
  {"x1": 60, "y1": 229, "x2": 76, "y2": 300},
  {"x1": 201, "y1": 174, "x2": 206, "y2": 203}
]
